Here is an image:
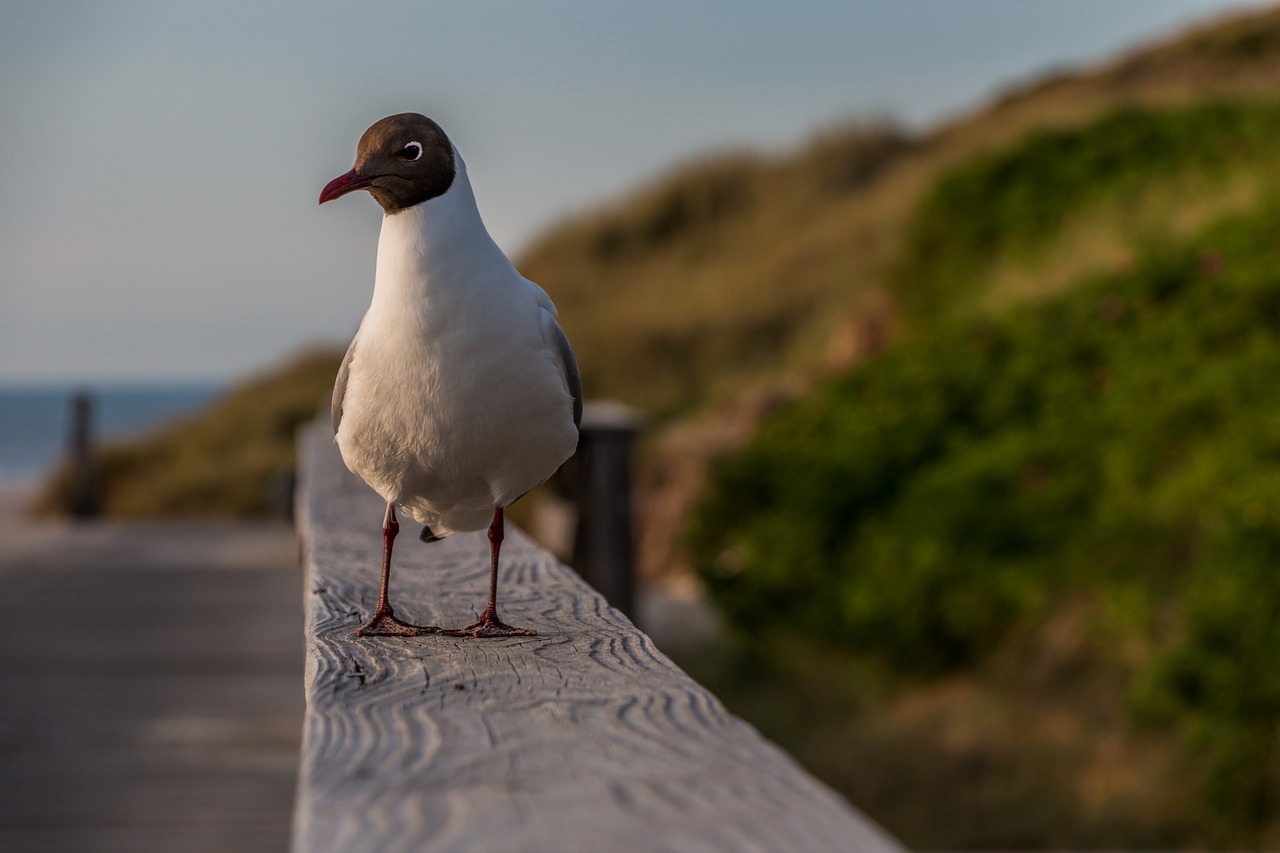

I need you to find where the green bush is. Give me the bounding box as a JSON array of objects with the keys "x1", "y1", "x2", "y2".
[
  {"x1": 896, "y1": 101, "x2": 1280, "y2": 314},
  {"x1": 690, "y1": 199, "x2": 1280, "y2": 838}
]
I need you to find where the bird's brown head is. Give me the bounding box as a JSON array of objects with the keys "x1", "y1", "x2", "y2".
[{"x1": 319, "y1": 113, "x2": 457, "y2": 213}]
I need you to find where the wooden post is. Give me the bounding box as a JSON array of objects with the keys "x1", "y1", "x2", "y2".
[
  {"x1": 293, "y1": 422, "x2": 903, "y2": 853},
  {"x1": 564, "y1": 401, "x2": 642, "y2": 617},
  {"x1": 68, "y1": 390, "x2": 98, "y2": 518}
]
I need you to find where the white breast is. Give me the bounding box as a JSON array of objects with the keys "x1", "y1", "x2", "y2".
[{"x1": 335, "y1": 159, "x2": 578, "y2": 535}]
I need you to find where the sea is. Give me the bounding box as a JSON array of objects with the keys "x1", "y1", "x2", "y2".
[{"x1": 0, "y1": 385, "x2": 223, "y2": 488}]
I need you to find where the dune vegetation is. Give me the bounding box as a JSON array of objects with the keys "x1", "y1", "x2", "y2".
[
  {"x1": 692, "y1": 191, "x2": 1280, "y2": 845},
  {"x1": 43, "y1": 5, "x2": 1280, "y2": 844},
  {"x1": 680, "y1": 91, "x2": 1280, "y2": 846}
]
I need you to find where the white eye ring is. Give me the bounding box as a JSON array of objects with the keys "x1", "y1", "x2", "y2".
[{"x1": 400, "y1": 141, "x2": 423, "y2": 161}]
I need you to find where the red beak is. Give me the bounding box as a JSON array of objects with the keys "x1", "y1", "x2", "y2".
[{"x1": 319, "y1": 169, "x2": 375, "y2": 204}]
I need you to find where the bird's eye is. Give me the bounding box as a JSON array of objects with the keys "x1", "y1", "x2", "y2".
[{"x1": 398, "y1": 141, "x2": 423, "y2": 161}]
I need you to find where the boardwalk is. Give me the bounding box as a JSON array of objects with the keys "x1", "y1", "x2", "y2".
[{"x1": 0, "y1": 489, "x2": 303, "y2": 853}]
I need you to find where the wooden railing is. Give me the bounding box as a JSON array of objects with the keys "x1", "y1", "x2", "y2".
[{"x1": 293, "y1": 422, "x2": 903, "y2": 852}]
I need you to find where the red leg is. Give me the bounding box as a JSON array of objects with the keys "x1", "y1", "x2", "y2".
[
  {"x1": 356, "y1": 503, "x2": 441, "y2": 637},
  {"x1": 442, "y1": 506, "x2": 536, "y2": 638}
]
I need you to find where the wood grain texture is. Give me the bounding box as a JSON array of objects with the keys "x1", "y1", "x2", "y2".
[
  {"x1": 0, "y1": 513, "x2": 301, "y2": 853},
  {"x1": 294, "y1": 422, "x2": 902, "y2": 853}
]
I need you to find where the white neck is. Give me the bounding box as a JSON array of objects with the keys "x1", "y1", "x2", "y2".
[{"x1": 370, "y1": 148, "x2": 513, "y2": 306}]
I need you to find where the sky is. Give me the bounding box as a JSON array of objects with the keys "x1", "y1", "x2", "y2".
[{"x1": 0, "y1": 0, "x2": 1271, "y2": 385}]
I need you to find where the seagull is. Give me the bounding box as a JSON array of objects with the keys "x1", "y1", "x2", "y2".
[{"x1": 318, "y1": 113, "x2": 581, "y2": 638}]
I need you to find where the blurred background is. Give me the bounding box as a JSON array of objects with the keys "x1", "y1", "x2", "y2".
[{"x1": 5, "y1": 0, "x2": 1280, "y2": 848}]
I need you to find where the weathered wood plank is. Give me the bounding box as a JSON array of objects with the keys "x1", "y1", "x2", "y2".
[
  {"x1": 295, "y1": 422, "x2": 902, "y2": 853},
  {"x1": 0, "y1": 509, "x2": 302, "y2": 853}
]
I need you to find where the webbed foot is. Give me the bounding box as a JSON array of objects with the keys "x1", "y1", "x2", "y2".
[
  {"x1": 356, "y1": 606, "x2": 441, "y2": 637},
  {"x1": 441, "y1": 608, "x2": 537, "y2": 638}
]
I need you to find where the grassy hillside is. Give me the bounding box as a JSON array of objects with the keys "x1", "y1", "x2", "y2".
[
  {"x1": 896, "y1": 101, "x2": 1280, "y2": 317},
  {"x1": 519, "y1": 123, "x2": 913, "y2": 416},
  {"x1": 522, "y1": 5, "x2": 1280, "y2": 416},
  {"x1": 41, "y1": 349, "x2": 341, "y2": 517},
  {"x1": 689, "y1": 101, "x2": 1280, "y2": 846}
]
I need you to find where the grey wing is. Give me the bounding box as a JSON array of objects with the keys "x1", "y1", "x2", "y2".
[
  {"x1": 542, "y1": 310, "x2": 582, "y2": 430},
  {"x1": 332, "y1": 336, "x2": 357, "y2": 435}
]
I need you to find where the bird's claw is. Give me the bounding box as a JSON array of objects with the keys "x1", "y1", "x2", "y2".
[
  {"x1": 442, "y1": 609, "x2": 537, "y2": 638},
  {"x1": 356, "y1": 606, "x2": 441, "y2": 637}
]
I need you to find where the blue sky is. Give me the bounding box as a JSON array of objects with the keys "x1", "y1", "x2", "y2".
[{"x1": 0, "y1": 0, "x2": 1268, "y2": 383}]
